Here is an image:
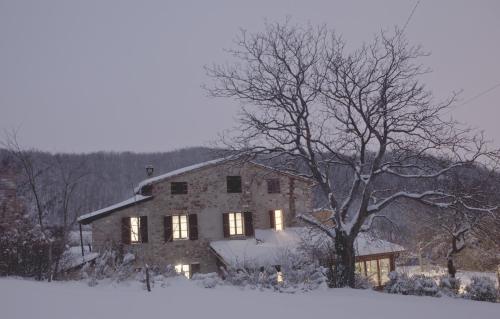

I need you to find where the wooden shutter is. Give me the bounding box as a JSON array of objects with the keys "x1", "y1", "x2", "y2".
[
  {"x1": 189, "y1": 214, "x2": 198, "y2": 240},
  {"x1": 244, "y1": 211, "x2": 254, "y2": 237},
  {"x1": 222, "y1": 213, "x2": 230, "y2": 238},
  {"x1": 140, "y1": 216, "x2": 148, "y2": 243},
  {"x1": 164, "y1": 216, "x2": 173, "y2": 242},
  {"x1": 191, "y1": 263, "x2": 201, "y2": 276},
  {"x1": 269, "y1": 210, "x2": 275, "y2": 229},
  {"x1": 121, "y1": 217, "x2": 131, "y2": 244}
]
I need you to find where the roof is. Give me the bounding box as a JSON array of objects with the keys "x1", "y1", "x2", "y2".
[
  {"x1": 77, "y1": 194, "x2": 152, "y2": 224},
  {"x1": 210, "y1": 227, "x2": 405, "y2": 267},
  {"x1": 79, "y1": 156, "x2": 315, "y2": 225},
  {"x1": 134, "y1": 157, "x2": 229, "y2": 193},
  {"x1": 134, "y1": 156, "x2": 315, "y2": 194}
]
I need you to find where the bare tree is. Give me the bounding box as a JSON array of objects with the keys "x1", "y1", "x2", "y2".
[
  {"x1": 1, "y1": 131, "x2": 89, "y2": 280},
  {"x1": 206, "y1": 21, "x2": 499, "y2": 287},
  {"x1": 417, "y1": 170, "x2": 499, "y2": 277}
]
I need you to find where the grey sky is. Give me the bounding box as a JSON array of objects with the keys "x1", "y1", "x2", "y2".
[{"x1": 1, "y1": 0, "x2": 499, "y2": 153}]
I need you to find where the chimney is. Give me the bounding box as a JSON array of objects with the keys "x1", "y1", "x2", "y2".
[{"x1": 146, "y1": 165, "x2": 154, "y2": 177}]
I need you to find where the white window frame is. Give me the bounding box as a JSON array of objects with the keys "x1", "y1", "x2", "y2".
[
  {"x1": 274, "y1": 209, "x2": 284, "y2": 231},
  {"x1": 228, "y1": 212, "x2": 244, "y2": 236},
  {"x1": 172, "y1": 214, "x2": 189, "y2": 240},
  {"x1": 175, "y1": 264, "x2": 191, "y2": 278}
]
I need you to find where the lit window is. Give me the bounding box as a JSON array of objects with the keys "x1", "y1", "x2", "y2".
[
  {"x1": 275, "y1": 265, "x2": 283, "y2": 283},
  {"x1": 355, "y1": 261, "x2": 366, "y2": 275},
  {"x1": 175, "y1": 264, "x2": 190, "y2": 278},
  {"x1": 277, "y1": 271, "x2": 284, "y2": 283},
  {"x1": 228, "y1": 212, "x2": 244, "y2": 236},
  {"x1": 274, "y1": 209, "x2": 283, "y2": 231},
  {"x1": 172, "y1": 215, "x2": 189, "y2": 240},
  {"x1": 130, "y1": 217, "x2": 140, "y2": 243},
  {"x1": 379, "y1": 258, "x2": 390, "y2": 285}
]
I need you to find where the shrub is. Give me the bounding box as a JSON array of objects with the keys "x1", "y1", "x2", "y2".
[
  {"x1": 438, "y1": 275, "x2": 461, "y2": 297},
  {"x1": 385, "y1": 272, "x2": 439, "y2": 297},
  {"x1": 411, "y1": 274, "x2": 440, "y2": 297},
  {"x1": 463, "y1": 276, "x2": 498, "y2": 303},
  {"x1": 220, "y1": 257, "x2": 327, "y2": 292},
  {"x1": 354, "y1": 273, "x2": 374, "y2": 290}
]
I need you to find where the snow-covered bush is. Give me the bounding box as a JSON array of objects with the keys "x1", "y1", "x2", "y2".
[
  {"x1": 221, "y1": 253, "x2": 327, "y2": 292},
  {"x1": 192, "y1": 272, "x2": 223, "y2": 288},
  {"x1": 463, "y1": 276, "x2": 498, "y2": 303},
  {"x1": 438, "y1": 275, "x2": 461, "y2": 297},
  {"x1": 411, "y1": 274, "x2": 440, "y2": 297},
  {"x1": 354, "y1": 273, "x2": 374, "y2": 289},
  {"x1": 385, "y1": 272, "x2": 413, "y2": 295},
  {"x1": 385, "y1": 272, "x2": 439, "y2": 297}
]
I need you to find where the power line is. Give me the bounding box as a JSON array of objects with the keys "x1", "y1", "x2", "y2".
[
  {"x1": 402, "y1": 0, "x2": 421, "y2": 32},
  {"x1": 457, "y1": 82, "x2": 500, "y2": 107}
]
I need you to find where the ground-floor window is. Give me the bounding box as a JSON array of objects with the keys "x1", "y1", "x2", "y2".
[
  {"x1": 175, "y1": 264, "x2": 191, "y2": 279},
  {"x1": 355, "y1": 256, "x2": 392, "y2": 286}
]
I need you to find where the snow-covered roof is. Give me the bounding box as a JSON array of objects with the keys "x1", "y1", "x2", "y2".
[
  {"x1": 79, "y1": 157, "x2": 315, "y2": 224},
  {"x1": 134, "y1": 157, "x2": 229, "y2": 193},
  {"x1": 133, "y1": 156, "x2": 315, "y2": 194},
  {"x1": 77, "y1": 194, "x2": 152, "y2": 224},
  {"x1": 210, "y1": 228, "x2": 405, "y2": 267}
]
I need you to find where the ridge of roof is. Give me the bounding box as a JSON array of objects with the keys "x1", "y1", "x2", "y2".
[
  {"x1": 77, "y1": 194, "x2": 152, "y2": 224},
  {"x1": 134, "y1": 156, "x2": 315, "y2": 194}
]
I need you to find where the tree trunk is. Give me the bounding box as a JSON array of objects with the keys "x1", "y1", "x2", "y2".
[
  {"x1": 332, "y1": 231, "x2": 356, "y2": 288},
  {"x1": 447, "y1": 257, "x2": 456, "y2": 278}
]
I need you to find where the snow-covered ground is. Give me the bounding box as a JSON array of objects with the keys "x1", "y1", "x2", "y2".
[{"x1": 1, "y1": 277, "x2": 498, "y2": 319}]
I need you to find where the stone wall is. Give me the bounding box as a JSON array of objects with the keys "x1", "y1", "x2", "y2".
[{"x1": 91, "y1": 161, "x2": 314, "y2": 273}]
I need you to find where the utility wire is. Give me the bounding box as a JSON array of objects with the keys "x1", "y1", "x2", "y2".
[
  {"x1": 457, "y1": 83, "x2": 500, "y2": 107},
  {"x1": 402, "y1": 0, "x2": 421, "y2": 32}
]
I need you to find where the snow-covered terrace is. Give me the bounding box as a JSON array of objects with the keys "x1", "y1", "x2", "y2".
[{"x1": 210, "y1": 228, "x2": 404, "y2": 267}]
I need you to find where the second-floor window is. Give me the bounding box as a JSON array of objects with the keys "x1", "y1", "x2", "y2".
[
  {"x1": 172, "y1": 214, "x2": 189, "y2": 240},
  {"x1": 122, "y1": 216, "x2": 148, "y2": 244},
  {"x1": 171, "y1": 182, "x2": 188, "y2": 194},
  {"x1": 164, "y1": 214, "x2": 198, "y2": 242},
  {"x1": 226, "y1": 176, "x2": 242, "y2": 193},
  {"x1": 130, "y1": 217, "x2": 140, "y2": 242},
  {"x1": 228, "y1": 212, "x2": 244, "y2": 235}
]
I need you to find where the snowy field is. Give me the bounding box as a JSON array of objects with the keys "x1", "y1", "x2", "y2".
[{"x1": 1, "y1": 277, "x2": 498, "y2": 319}]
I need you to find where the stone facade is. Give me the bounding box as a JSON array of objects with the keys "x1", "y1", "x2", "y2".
[{"x1": 89, "y1": 161, "x2": 314, "y2": 273}]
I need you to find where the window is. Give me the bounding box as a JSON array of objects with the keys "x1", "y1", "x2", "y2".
[
  {"x1": 226, "y1": 176, "x2": 242, "y2": 193},
  {"x1": 267, "y1": 179, "x2": 280, "y2": 193},
  {"x1": 123, "y1": 216, "x2": 147, "y2": 244},
  {"x1": 172, "y1": 215, "x2": 189, "y2": 240},
  {"x1": 175, "y1": 264, "x2": 190, "y2": 279},
  {"x1": 171, "y1": 182, "x2": 188, "y2": 194},
  {"x1": 275, "y1": 265, "x2": 284, "y2": 283},
  {"x1": 379, "y1": 258, "x2": 390, "y2": 285},
  {"x1": 274, "y1": 209, "x2": 284, "y2": 231},
  {"x1": 355, "y1": 261, "x2": 366, "y2": 275},
  {"x1": 355, "y1": 257, "x2": 393, "y2": 287},
  {"x1": 130, "y1": 217, "x2": 140, "y2": 243},
  {"x1": 228, "y1": 212, "x2": 244, "y2": 235}
]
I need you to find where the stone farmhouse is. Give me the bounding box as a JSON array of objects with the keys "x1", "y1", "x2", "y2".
[{"x1": 78, "y1": 157, "x2": 403, "y2": 286}]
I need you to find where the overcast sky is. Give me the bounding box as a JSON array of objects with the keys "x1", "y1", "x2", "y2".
[{"x1": 1, "y1": 0, "x2": 499, "y2": 153}]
